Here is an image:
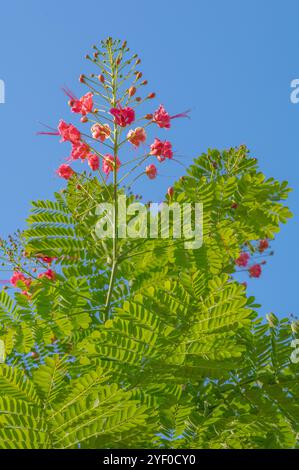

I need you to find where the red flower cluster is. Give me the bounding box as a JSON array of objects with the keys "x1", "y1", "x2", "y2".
[
  {"x1": 57, "y1": 164, "x2": 74, "y2": 180},
  {"x1": 259, "y1": 239, "x2": 269, "y2": 253},
  {"x1": 38, "y1": 269, "x2": 56, "y2": 281},
  {"x1": 150, "y1": 138, "x2": 173, "y2": 161},
  {"x1": 153, "y1": 105, "x2": 171, "y2": 129},
  {"x1": 249, "y1": 264, "x2": 262, "y2": 278},
  {"x1": 146, "y1": 164, "x2": 157, "y2": 179},
  {"x1": 10, "y1": 271, "x2": 31, "y2": 290},
  {"x1": 71, "y1": 141, "x2": 90, "y2": 161},
  {"x1": 64, "y1": 90, "x2": 94, "y2": 116},
  {"x1": 91, "y1": 123, "x2": 111, "y2": 142},
  {"x1": 127, "y1": 127, "x2": 147, "y2": 147},
  {"x1": 38, "y1": 42, "x2": 192, "y2": 187},
  {"x1": 37, "y1": 255, "x2": 55, "y2": 264},
  {"x1": 88, "y1": 154, "x2": 100, "y2": 171},
  {"x1": 235, "y1": 252, "x2": 250, "y2": 267},
  {"x1": 110, "y1": 105, "x2": 135, "y2": 127},
  {"x1": 152, "y1": 104, "x2": 190, "y2": 129},
  {"x1": 102, "y1": 154, "x2": 121, "y2": 176},
  {"x1": 58, "y1": 120, "x2": 81, "y2": 143}
]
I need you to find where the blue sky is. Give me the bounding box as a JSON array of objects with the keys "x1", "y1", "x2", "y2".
[{"x1": 0, "y1": 0, "x2": 298, "y2": 319}]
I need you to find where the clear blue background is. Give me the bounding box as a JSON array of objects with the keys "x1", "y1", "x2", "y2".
[{"x1": 0, "y1": 0, "x2": 297, "y2": 318}]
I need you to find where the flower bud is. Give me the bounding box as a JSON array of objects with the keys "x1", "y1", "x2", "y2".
[
  {"x1": 135, "y1": 71, "x2": 142, "y2": 80},
  {"x1": 79, "y1": 74, "x2": 85, "y2": 83},
  {"x1": 98, "y1": 74, "x2": 105, "y2": 83},
  {"x1": 135, "y1": 97, "x2": 142, "y2": 102},
  {"x1": 167, "y1": 187, "x2": 174, "y2": 198},
  {"x1": 145, "y1": 113, "x2": 153, "y2": 120},
  {"x1": 81, "y1": 116, "x2": 88, "y2": 123},
  {"x1": 141, "y1": 80, "x2": 148, "y2": 86},
  {"x1": 128, "y1": 86, "x2": 136, "y2": 97},
  {"x1": 147, "y1": 92, "x2": 156, "y2": 99}
]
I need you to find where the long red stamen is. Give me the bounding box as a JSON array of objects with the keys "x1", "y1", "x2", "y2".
[
  {"x1": 62, "y1": 86, "x2": 78, "y2": 101},
  {"x1": 36, "y1": 122, "x2": 59, "y2": 136},
  {"x1": 171, "y1": 109, "x2": 191, "y2": 120}
]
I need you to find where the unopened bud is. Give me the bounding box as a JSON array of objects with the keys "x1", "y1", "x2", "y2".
[
  {"x1": 135, "y1": 97, "x2": 142, "y2": 102},
  {"x1": 135, "y1": 71, "x2": 142, "y2": 80},
  {"x1": 79, "y1": 74, "x2": 85, "y2": 83},
  {"x1": 167, "y1": 187, "x2": 174, "y2": 198},
  {"x1": 141, "y1": 80, "x2": 148, "y2": 86},
  {"x1": 128, "y1": 86, "x2": 136, "y2": 97},
  {"x1": 145, "y1": 113, "x2": 153, "y2": 120},
  {"x1": 147, "y1": 92, "x2": 156, "y2": 99},
  {"x1": 81, "y1": 116, "x2": 88, "y2": 123},
  {"x1": 98, "y1": 74, "x2": 105, "y2": 83}
]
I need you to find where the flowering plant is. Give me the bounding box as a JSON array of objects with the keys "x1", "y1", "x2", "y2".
[{"x1": 0, "y1": 38, "x2": 298, "y2": 450}]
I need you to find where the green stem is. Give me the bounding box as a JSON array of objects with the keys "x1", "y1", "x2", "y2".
[{"x1": 104, "y1": 40, "x2": 120, "y2": 320}]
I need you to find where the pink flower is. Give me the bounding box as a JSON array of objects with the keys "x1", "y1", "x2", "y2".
[
  {"x1": 152, "y1": 104, "x2": 190, "y2": 129},
  {"x1": 150, "y1": 138, "x2": 173, "y2": 161},
  {"x1": 259, "y1": 239, "x2": 269, "y2": 253},
  {"x1": 63, "y1": 88, "x2": 93, "y2": 116},
  {"x1": 153, "y1": 105, "x2": 171, "y2": 129},
  {"x1": 38, "y1": 269, "x2": 56, "y2": 281},
  {"x1": 37, "y1": 255, "x2": 55, "y2": 264},
  {"x1": 102, "y1": 154, "x2": 121, "y2": 176},
  {"x1": 110, "y1": 105, "x2": 135, "y2": 127},
  {"x1": 91, "y1": 123, "x2": 111, "y2": 142},
  {"x1": 37, "y1": 120, "x2": 81, "y2": 143},
  {"x1": 10, "y1": 271, "x2": 30, "y2": 288},
  {"x1": 146, "y1": 164, "x2": 157, "y2": 179},
  {"x1": 88, "y1": 154, "x2": 100, "y2": 171},
  {"x1": 127, "y1": 127, "x2": 147, "y2": 147},
  {"x1": 235, "y1": 252, "x2": 250, "y2": 267},
  {"x1": 249, "y1": 264, "x2": 262, "y2": 278},
  {"x1": 71, "y1": 142, "x2": 90, "y2": 160},
  {"x1": 58, "y1": 120, "x2": 81, "y2": 143},
  {"x1": 57, "y1": 164, "x2": 74, "y2": 180}
]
